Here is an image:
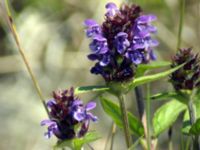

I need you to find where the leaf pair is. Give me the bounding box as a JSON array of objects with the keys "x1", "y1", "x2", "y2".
[{"x1": 75, "y1": 61, "x2": 182, "y2": 95}]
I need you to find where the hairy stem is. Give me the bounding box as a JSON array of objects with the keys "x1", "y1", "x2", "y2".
[
  {"x1": 135, "y1": 87, "x2": 145, "y2": 119},
  {"x1": 146, "y1": 84, "x2": 151, "y2": 150},
  {"x1": 118, "y1": 94, "x2": 132, "y2": 148},
  {"x1": 177, "y1": 0, "x2": 186, "y2": 49},
  {"x1": 4, "y1": 0, "x2": 49, "y2": 116}
]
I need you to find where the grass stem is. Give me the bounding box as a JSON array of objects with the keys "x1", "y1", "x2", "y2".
[
  {"x1": 177, "y1": 0, "x2": 186, "y2": 49},
  {"x1": 4, "y1": 0, "x2": 49, "y2": 117}
]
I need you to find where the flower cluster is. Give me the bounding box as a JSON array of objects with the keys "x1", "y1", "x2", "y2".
[
  {"x1": 41, "y1": 87, "x2": 97, "y2": 140},
  {"x1": 84, "y1": 2, "x2": 158, "y2": 82},
  {"x1": 170, "y1": 48, "x2": 200, "y2": 90}
]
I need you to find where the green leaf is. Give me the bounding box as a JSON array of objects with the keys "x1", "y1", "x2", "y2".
[
  {"x1": 153, "y1": 100, "x2": 186, "y2": 137},
  {"x1": 100, "y1": 97, "x2": 144, "y2": 136},
  {"x1": 75, "y1": 85, "x2": 109, "y2": 94},
  {"x1": 190, "y1": 118, "x2": 200, "y2": 135},
  {"x1": 129, "y1": 63, "x2": 184, "y2": 90},
  {"x1": 56, "y1": 131, "x2": 100, "y2": 150},
  {"x1": 136, "y1": 61, "x2": 171, "y2": 77},
  {"x1": 73, "y1": 132, "x2": 100, "y2": 150},
  {"x1": 151, "y1": 91, "x2": 188, "y2": 103},
  {"x1": 138, "y1": 61, "x2": 171, "y2": 70}
]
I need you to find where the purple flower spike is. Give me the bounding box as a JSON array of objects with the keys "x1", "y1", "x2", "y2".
[
  {"x1": 89, "y1": 36, "x2": 108, "y2": 54},
  {"x1": 41, "y1": 88, "x2": 98, "y2": 140},
  {"x1": 84, "y1": 2, "x2": 159, "y2": 82},
  {"x1": 115, "y1": 32, "x2": 130, "y2": 54},
  {"x1": 105, "y1": 2, "x2": 119, "y2": 17}
]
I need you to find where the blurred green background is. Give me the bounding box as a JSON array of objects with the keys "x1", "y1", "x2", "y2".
[{"x1": 0, "y1": 0, "x2": 199, "y2": 149}]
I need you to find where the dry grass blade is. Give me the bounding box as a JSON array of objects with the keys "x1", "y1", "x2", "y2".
[{"x1": 2, "y1": 0, "x2": 49, "y2": 117}]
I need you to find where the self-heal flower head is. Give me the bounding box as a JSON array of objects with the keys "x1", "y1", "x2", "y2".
[
  {"x1": 84, "y1": 3, "x2": 158, "y2": 82},
  {"x1": 169, "y1": 48, "x2": 200, "y2": 90},
  {"x1": 41, "y1": 87, "x2": 97, "y2": 140}
]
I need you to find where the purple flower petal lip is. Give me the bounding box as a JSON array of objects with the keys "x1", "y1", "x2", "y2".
[
  {"x1": 150, "y1": 39, "x2": 159, "y2": 47},
  {"x1": 85, "y1": 102, "x2": 96, "y2": 111},
  {"x1": 106, "y1": 2, "x2": 117, "y2": 9},
  {"x1": 41, "y1": 119, "x2": 59, "y2": 139},
  {"x1": 73, "y1": 111, "x2": 85, "y2": 122},
  {"x1": 105, "y1": 2, "x2": 119, "y2": 17},
  {"x1": 132, "y1": 36, "x2": 159, "y2": 51},
  {"x1": 132, "y1": 37, "x2": 145, "y2": 50},
  {"x1": 73, "y1": 100, "x2": 83, "y2": 106},
  {"x1": 135, "y1": 29, "x2": 150, "y2": 38},
  {"x1": 87, "y1": 54, "x2": 101, "y2": 61},
  {"x1": 135, "y1": 24, "x2": 157, "y2": 36},
  {"x1": 115, "y1": 32, "x2": 130, "y2": 54},
  {"x1": 99, "y1": 55, "x2": 110, "y2": 66},
  {"x1": 46, "y1": 99, "x2": 56, "y2": 108},
  {"x1": 137, "y1": 14, "x2": 157, "y2": 24},
  {"x1": 89, "y1": 36, "x2": 108, "y2": 54},
  {"x1": 87, "y1": 112, "x2": 98, "y2": 122},
  {"x1": 126, "y1": 51, "x2": 143, "y2": 64},
  {"x1": 147, "y1": 25, "x2": 157, "y2": 33},
  {"x1": 84, "y1": 19, "x2": 98, "y2": 27},
  {"x1": 115, "y1": 32, "x2": 128, "y2": 38},
  {"x1": 93, "y1": 35, "x2": 107, "y2": 41},
  {"x1": 41, "y1": 119, "x2": 53, "y2": 126}
]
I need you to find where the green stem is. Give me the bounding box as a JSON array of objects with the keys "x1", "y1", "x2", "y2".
[
  {"x1": 118, "y1": 94, "x2": 132, "y2": 148},
  {"x1": 177, "y1": 0, "x2": 186, "y2": 49},
  {"x1": 135, "y1": 87, "x2": 145, "y2": 120},
  {"x1": 185, "y1": 137, "x2": 191, "y2": 150},
  {"x1": 4, "y1": 0, "x2": 49, "y2": 117},
  {"x1": 146, "y1": 84, "x2": 151, "y2": 150},
  {"x1": 188, "y1": 90, "x2": 199, "y2": 149}
]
